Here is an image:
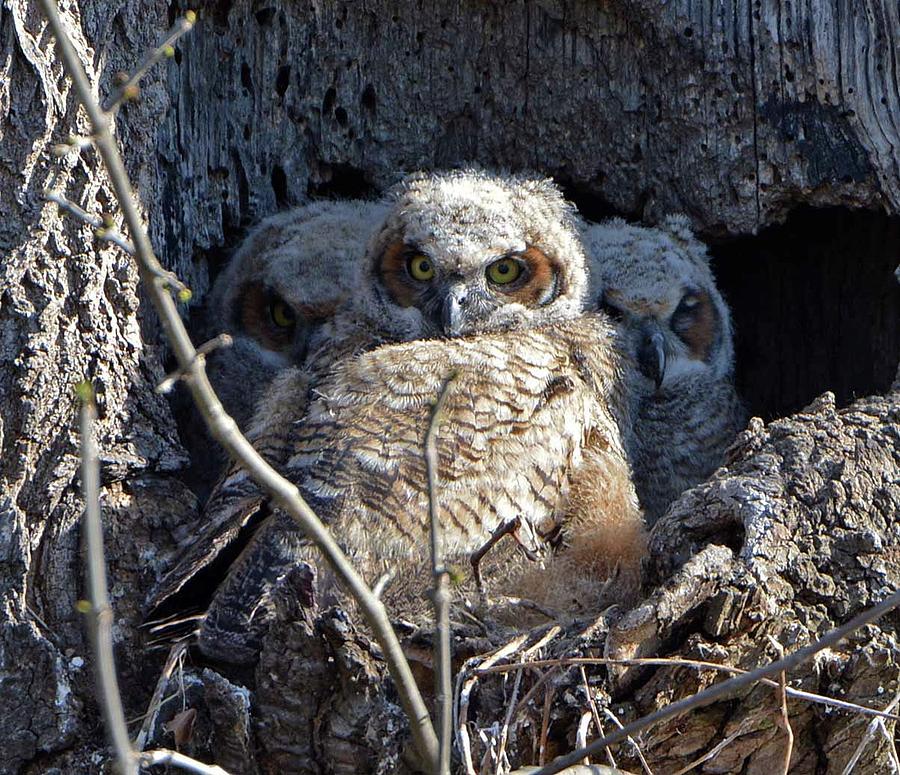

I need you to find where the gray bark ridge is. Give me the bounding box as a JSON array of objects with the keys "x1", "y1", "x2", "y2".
[{"x1": 0, "y1": 2, "x2": 199, "y2": 772}]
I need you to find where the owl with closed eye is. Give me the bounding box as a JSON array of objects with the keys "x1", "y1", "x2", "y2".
[
  {"x1": 149, "y1": 170, "x2": 647, "y2": 662},
  {"x1": 204, "y1": 199, "x2": 388, "y2": 429},
  {"x1": 583, "y1": 215, "x2": 746, "y2": 525}
]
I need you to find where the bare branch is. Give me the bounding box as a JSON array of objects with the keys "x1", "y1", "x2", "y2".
[
  {"x1": 103, "y1": 14, "x2": 196, "y2": 113},
  {"x1": 600, "y1": 708, "x2": 653, "y2": 775},
  {"x1": 78, "y1": 385, "x2": 136, "y2": 775},
  {"x1": 766, "y1": 638, "x2": 793, "y2": 775},
  {"x1": 138, "y1": 749, "x2": 230, "y2": 775},
  {"x1": 156, "y1": 334, "x2": 234, "y2": 394},
  {"x1": 532, "y1": 588, "x2": 900, "y2": 773},
  {"x1": 579, "y1": 667, "x2": 616, "y2": 770},
  {"x1": 425, "y1": 373, "x2": 457, "y2": 775},
  {"x1": 476, "y1": 656, "x2": 900, "y2": 723},
  {"x1": 456, "y1": 633, "x2": 531, "y2": 775},
  {"x1": 38, "y1": 2, "x2": 438, "y2": 768},
  {"x1": 668, "y1": 721, "x2": 752, "y2": 775},
  {"x1": 44, "y1": 188, "x2": 190, "y2": 298},
  {"x1": 133, "y1": 642, "x2": 188, "y2": 751},
  {"x1": 840, "y1": 688, "x2": 900, "y2": 775},
  {"x1": 45, "y1": 190, "x2": 135, "y2": 254}
]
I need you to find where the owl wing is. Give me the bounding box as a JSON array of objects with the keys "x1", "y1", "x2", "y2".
[
  {"x1": 144, "y1": 367, "x2": 314, "y2": 639},
  {"x1": 288, "y1": 315, "x2": 628, "y2": 566}
]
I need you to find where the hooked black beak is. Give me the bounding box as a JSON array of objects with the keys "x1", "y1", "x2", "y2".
[
  {"x1": 637, "y1": 330, "x2": 667, "y2": 389},
  {"x1": 441, "y1": 285, "x2": 468, "y2": 337}
]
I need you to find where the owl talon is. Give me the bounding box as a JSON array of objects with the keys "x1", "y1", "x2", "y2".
[
  {"x1": 470, "y1": 516, "x2": 545, "y2": 596},
  {"x1": 470, "y1": 518, "x2": 520, "y2": 593}
]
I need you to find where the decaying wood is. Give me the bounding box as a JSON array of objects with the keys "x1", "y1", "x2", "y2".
[{"x1": 1, "y1": 0, "x2": 898, "y2": 772}]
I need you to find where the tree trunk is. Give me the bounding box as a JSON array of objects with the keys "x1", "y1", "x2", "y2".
[{"x1": 0, "y1": 1, "x2": 897, "y2": 772}]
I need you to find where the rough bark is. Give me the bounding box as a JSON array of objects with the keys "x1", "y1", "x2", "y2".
[{"x1": 0, "y1": 1, "x2": 898, "y2": 773}]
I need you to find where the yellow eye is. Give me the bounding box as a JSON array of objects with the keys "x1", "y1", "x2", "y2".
[
  {"x1": 407, "y1": 254, "x2": 435, "y2": 281},
  {"x1": 486, "y1": 258, "x2": 523, "y2": 285},
  {"x1": 269, "y1": 300, "x2": 295, "y2": 328}
]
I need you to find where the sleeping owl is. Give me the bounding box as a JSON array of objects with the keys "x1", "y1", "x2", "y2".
[
  {"x1": 149, "y1": 170, "x2": 647, "y2": 662},
  {"x1": 583, "y1": 215, "x2": 746, "y2": 524},
  {"x1": 204, "y1": 199, "x2": 388, "y2": 428}
]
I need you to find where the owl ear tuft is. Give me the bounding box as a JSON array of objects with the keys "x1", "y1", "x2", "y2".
[{"x1": 660, "y1": 214, "x2": 711, "y2": 265}]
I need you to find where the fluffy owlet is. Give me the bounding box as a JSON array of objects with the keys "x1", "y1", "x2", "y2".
[
  {"x1": 150, "y1": 171, "x2": 646, "y2": 662},
  {"x1": 203, "y1": 200, "x2": 387, "y2": 428},
  {"x1": 582, "y1": 216, "x2": 746, "y2": 524}
]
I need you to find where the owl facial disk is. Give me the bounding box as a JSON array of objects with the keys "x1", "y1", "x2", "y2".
[
  {"x1": 234, "y1": 281, "x2": 328, "y2": 363},
  {"x1": 600, "y1": 286, "x2": 720, "y2": 391},
  {"x1": 378, "y1": 239, "x2": 564, "y2": 338}
]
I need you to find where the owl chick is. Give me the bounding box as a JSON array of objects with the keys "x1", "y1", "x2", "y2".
[
  {"x1": 204, "y1": 199, "x2": 388, "y2": 428},
  {"x1": 582, "y1": 215, "x2": 746, "y2": 524},
  {"x1": 149, "y1": 171, "x2": 646, "y2": 663}
]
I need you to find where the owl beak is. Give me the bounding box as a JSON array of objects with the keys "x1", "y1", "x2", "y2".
[
  {"x1": 638, "y1": 329, "x2": 667, "y2": 390},
  {"x1": 441, "y1": 285, "x2": 468, "y2": 337}
]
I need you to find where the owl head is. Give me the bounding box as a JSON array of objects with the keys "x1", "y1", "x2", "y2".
[
  {"x1": 583, "y1": 215, "x2": 735, "y2": 393},
  {"x1": 209, "y1": 200, "x2": 388, "y2": 367},
  {"x1": 355, "y1": 169, "x2": 588, "y2": 341}
]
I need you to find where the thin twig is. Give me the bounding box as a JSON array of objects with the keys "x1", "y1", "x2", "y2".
[
  {"x1": 512, "y1": 667, "x2": 558, "y2": 723},
  {"x1": 78, "y1": 386, "x2": 136, "y2": 775},
  {"x1": 579, "y1": 667, "x2": 617, "y2": 770},
  {"x1": 667, "y1": 720, "x2": 754, "y2": 775},
  {"x1": 45, "y1": 188, "x2": 189, "y2": 297},
  {"x1": 46, "y1": 190, "x2": 135, "y2": 254},
  {"x1": 156, "y1": 334, "x2": 234, "y2": 394},
  {"x1": 840, "y1": 687, "x2": 900, "y2": 775},
  {"x1": 133, "y1": 641, "x2": 188, "y2": 751},
  {"x1": 767, "y1": 638, "x2": 793, "y2": 775},
  {"x1": 476, "y1": 656, "x2": 900, "y2": 722},
  {"x1": 497, "y1": 667, "x2": 526, "y2": 773},
  {"x1": 38, "y1": 2, "x2": 438, "y2": 769},
  {"x1": 103, "y1": 14, "x2": 196, "y2": 112},
  {"x1": 138, "y1": 749, "x2": 230, "y2": 774},
  {"x1": 539, "y1": 683, "x2": 556, "y2": 766},
  {"x1": 533, "y1": 589, "x2": 900, "y2": 774},
  {"x1": 457, "y1": 633, "x2": 531, "y2": 775},
  {"x1": 600, "y1": 709, "x2": 653, "y2": 775},
  {"x1": 426, "y1": 374, "x2": 456, "y2": 775}
]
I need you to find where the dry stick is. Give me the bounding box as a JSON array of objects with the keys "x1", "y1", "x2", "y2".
[
  {"x1": 37, "y1": 2, "x2": 439, "y2": 769},
  {"x1": 45, "y1": 190, "x2": 135, "y2": 255},
  {"x1": 776, "y1": 667, "x2": 794, "y2": 775},
  {"x1": 103, "y1": 14, "x2": 196, "y2": 112},
  {"x1": 532, "y1": 589, "x2": 900, "y2": 774},
  {"x1": 599, "y1": 709, "x2": 653, "y2": 775},
  {"x1": 579, "y1": 667, "x2": 617, "y2": 771},
  {"x1": 425, "y1": 375, "x2": 456, "y2": 775},
  {"x1": 156, "y1": 334, "x2": 234, "y2": 394},
  {"x1": 477, "y1": 656, "x2": 900, "y2": 723},
  {"x1": 512, "y1": 667, "x2": 558, "y2": 723},
  {"x1": 539, "y1": 683, "x2": 556, "y2": 766},
  {"x1": 457, "y1": 633, "x2": 531, "y2": 775},
  {"x1": 138, "y1": 749, "x2": 229, "y2": 775},
  {"x1": 667, "y1": 720, "x2": 753, "y2": 775},
  {"x1": 840, "y1": 687, "x2": 900, "y2": 775},
  {"x1": 497, "y1": 667, "x2": 526, "y2": 773},
  {"x1": 767, "y1": 638, "x2": 793, "y2": 775},
  {"x1": 78, "y1": 391, "x2": 136, "y2": 775},
  {"x1": 133, "y1": 641, "x2": 188, "y2": 751}
]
